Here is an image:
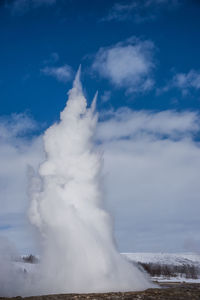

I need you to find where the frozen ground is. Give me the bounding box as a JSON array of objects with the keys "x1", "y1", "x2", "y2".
[
  {"x1": 122, "y1": 252, "x2": 200, "y2": 283},
  {"x1": 153, "y1": 276, "x2": 200, "y2": 283},
  {"x1": 122, "y1": 252, "x2": 200, "y2": 266}
]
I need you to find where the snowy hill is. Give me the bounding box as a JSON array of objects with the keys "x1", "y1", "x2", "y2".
[
  {"x1": 122, "y1": 252, "x2": 200, "y2": 283},
  {"x1": 122, "y1": 252, "x2": 200, "y2": 266}
]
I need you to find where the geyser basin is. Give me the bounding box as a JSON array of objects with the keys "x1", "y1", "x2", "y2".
[{"x1": 28, "y1": 68, "x2": 153, "y2": 295}]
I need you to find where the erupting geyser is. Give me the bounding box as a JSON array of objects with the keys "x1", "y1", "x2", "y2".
[{"x1": 28, "y1": 68, "x2": 152, "y2": 294}]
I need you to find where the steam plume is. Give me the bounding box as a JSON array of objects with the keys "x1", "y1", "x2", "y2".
[
  {"x1": 29, "y1": 68, "x2": 152, "y2": 294},
  {"x1": 0, "y1": 69, "x2": 152, "y2": 297}
]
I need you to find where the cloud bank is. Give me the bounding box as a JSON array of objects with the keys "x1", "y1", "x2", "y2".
[{"x1": 97, "y1": 108, "x2": 200, "y2": 252}]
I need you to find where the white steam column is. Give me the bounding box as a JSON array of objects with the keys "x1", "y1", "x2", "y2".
[{"x1": 30, "y1": 68, "x2": 152, "y2": 294}]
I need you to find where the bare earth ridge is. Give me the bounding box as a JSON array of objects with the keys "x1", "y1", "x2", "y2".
[{"x1": 1, "y1": 283, "x2": 200, "y2": 300}]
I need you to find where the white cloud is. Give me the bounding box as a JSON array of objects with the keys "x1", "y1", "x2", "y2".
[
  {"x1": 158, "y1": 69, "x2": 200, "y2": 96},
  {"x1": 92, "y1": 38, "x2": 155, "y2": 94},
  {"x1": 173, "y1": 70, "x2": 200, "y2": 91},
  {"x1": 41, "y1": 64, "x2": 73, "y2": 83},
  {"x1": 96, "y1": 108, "x2": 200, "y2": 252},
  {"x1": 102, "y1": 0, "x2": 179, "y2": 23},
  {"x1": 10, "y1": 0, "x2": 56, "y2": 15},
  {"x1": 0, "y1": 113, "x2": 37, "y2": 139},
  {"x1": 97, "y1": 108, "x2": 199, "y2": 141}
]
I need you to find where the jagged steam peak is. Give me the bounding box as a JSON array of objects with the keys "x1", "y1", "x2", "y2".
[
  {"x1": 72, "y1": 65, "x2": 82, "y2": 93},
  {"x1": 61, "y1": 65, "x2": 87, "y2": 121},
  {"x1": 91, "y1": 91, "x2": 98, "y2": 113}
]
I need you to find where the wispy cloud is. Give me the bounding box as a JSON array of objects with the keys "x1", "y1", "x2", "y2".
[
  {"x1": 101, "y1": 91, "x2": 111, "y2": 103},
  {"x1": 0, "y1": 113, "x2": 38, "y2": 139},
  {"x1": 43, "y1": 52, "x2": 59, "y2": 65},
  {"x1": 158, "y1": 69, "x2": 200, "y2": 96},
  {"x1": 41, "y1": 64, "x2": 73, "y2": 83},
  {"x1": 97, "y1": 108, "x2": 199, "y2": 142},
  {"x1": 92, "y1": 37, "x2": 155, "y2": 94},
  {"x1": 102, "y1": 0, "x2": 180, "y2": 23},
  {"x1": 173, "y1": 70, "x2": 200, "y2": 90},
  {"x1": 9, "y1": 0, "x2": 56, "y2": 15}
]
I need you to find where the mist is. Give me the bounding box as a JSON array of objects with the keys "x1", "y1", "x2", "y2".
[{"x1": 0, "y1": 237, "x2": 28, "y2": 297}]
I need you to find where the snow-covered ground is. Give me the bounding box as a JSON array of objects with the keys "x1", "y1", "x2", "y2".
[
  {"x1": 153, "y1": 277, "x2": 200, "y2": 283},
  {"x1": 122, "y1": 252, "x2": 200, "y2": 266},
  {"x1": 122, "y1": 252, "x2": 200, "y2": 283}
]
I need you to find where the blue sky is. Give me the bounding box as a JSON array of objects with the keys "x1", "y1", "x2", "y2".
[
  {"x1": 1, "y1": 0, "x2": 200, "y2": 122},
  {"x1": 1, "y1": 0, "x2": 200, "y2": 253}
]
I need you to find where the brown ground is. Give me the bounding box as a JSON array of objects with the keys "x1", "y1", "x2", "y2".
[{"x1": 1, "y1": 283, "x2": 200, "y2": 300}]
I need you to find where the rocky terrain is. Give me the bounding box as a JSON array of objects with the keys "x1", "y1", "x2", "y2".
[{"x1": 1, "y1": 283, "x2": 200, "y2": 300}]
